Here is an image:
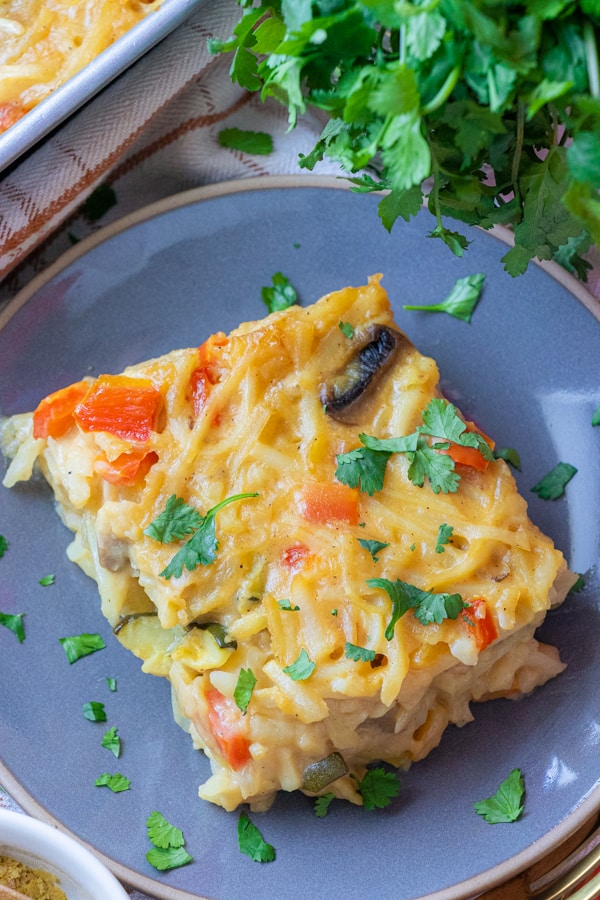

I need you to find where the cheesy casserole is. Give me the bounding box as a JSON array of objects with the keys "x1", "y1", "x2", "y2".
[
  {"x1": 0, "y1": 0, "x2": 163, "y2": 132},
  {"x1": 1, "y1": 276, "x2": 574, "y2": 812}
]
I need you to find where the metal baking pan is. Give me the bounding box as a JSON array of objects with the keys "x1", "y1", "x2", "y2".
[{"x1": 0, "y1": 0, "x2": 204, "y2": 174}]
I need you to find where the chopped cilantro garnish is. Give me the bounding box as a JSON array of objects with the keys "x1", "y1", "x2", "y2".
[
  {"x1": 277, "y1": 598, "x2": 300, "y2": 611},
  {"x1": 0, "y1": 611, "x2": 25, "y2": 643},
  {"x1": 569, "y1": 574, "x2": 585, "y2": 593},
  {"x1": 261, "y1": 272, "x2": 298, "y2": 313},
  {"x1": 82, "y1": 184, "x2": 116, "y2": 222},
  {"x1": 59, "y1": 632, "x2": 106, "y2": 663},
  {"x1": 368, "y1": 577, "x2": 467, "y2": 639},
  {"x1": 146, "y1": 811, "x2": 192, "y2": 871},
  {"x1": 94, "y1": 772, "x2": 130, "y2": 793},
  {"x1": 106, "y1": 677, "x2": 117, "y2": 692},
  {"x1": 344, "y1": 642, "x2": 376, "y2": 663},
  {"x1": 282, "y1": 648, "x2": 315, "y2": 681},
  {"x1": 143, "y1": 495, "x2": 201, "y2": 543},
  {"x1": 335, "y1": 445, "x2": 392, "y2": 496},
  {"x1": 404, "y1": 273, "x2": 485, "y2": 322},
  {"x1": 0, "y1": 535, "x2": 8, "y2": 558},
  {"x1": 146, "y1": 845, "x2": 193, "y2": 871},
  {"x1": 531, "y1": 462, "x2": 577, "y2": 500},
  {"x1": 101, "y1": 726, "x2": 121, "y2": 758},
  {"x1": 336, "y1": 398, "x2": 492, "y2": 496},
  {"x1": 314, "y1": 792, "x2": 335, "y2": 817},
  {"x1": 147, "y1": 811, "x2": 185, "y2": 849},
  {"x1": 435, "y1": 523, "x2": 453, "y2": 553},
  {"x1": 218, "y1": 127, "x2": 273, "y2": 155},
  {"x1": 238, "y1": 812, "x2": 276, "y2": 863},
  {"x1": 592, "y1": 404, "x2": 600, "y2": 427},
  {"x1": 356, "y1": 768, "x2": 400, "y2": 811},
  {"x1": 473, "y1": 768, "x2": 525, "y2": 824},
  {"x1": 494, "y1": 447, "x2": 522, "y2": 470},
  {"x1": 358, "y1": 538, "x2": 389, "y2": 562},
  {"x1": 39, "y1": 574, "x2": 55, "y2": 586},
  {"x1": 147, "y1": 493, "x2": 258, "y2": 579},
  {"x1": 234, "y1": 667, "x2": 257, "y2": 714},
  {"x1": 338, "y1": 321, "x2": 355, "y2": 339},
  {"x1": 83, "y1": 701, "x2": 106, "y2": 722}
]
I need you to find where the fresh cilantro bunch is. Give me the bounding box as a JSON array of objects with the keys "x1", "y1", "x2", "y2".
[{"x1": 210, "y1": 1, "x2": 600, "y2": 277}]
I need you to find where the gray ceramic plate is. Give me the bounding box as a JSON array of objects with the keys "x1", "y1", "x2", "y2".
[
  {"x1": 1, "y1": 176, "x2": 599, "y2": 900},
  {"x1": 0, "y1": 0, "x2": 204, "y2": 173}
]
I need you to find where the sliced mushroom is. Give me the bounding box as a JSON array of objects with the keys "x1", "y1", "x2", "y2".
[{"x1": 320, "y1": 325, "x2": 410, "y2": 423}]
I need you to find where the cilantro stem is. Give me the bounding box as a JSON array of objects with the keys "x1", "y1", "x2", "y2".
[
  {"x1": 421, "y1": 65, "x2": 461, "y2": 116},
  {"x1": 208, "y1": 492, "x2": 259, "y2": 517},
  {"x1": 511, "y1": 100, "x2": 526, "y2": 206},
  {"x1": 584, "y1": 21, "x2": 600, "y2": 99}
]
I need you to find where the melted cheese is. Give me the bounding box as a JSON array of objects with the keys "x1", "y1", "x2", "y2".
[{"x1": 0, "y1": 0, "x2": 163, "y2": 131}]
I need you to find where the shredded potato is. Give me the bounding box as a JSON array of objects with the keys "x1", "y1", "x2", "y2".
[{"x1": 1, "y1": 277, "x2": 575, "y2": 812}]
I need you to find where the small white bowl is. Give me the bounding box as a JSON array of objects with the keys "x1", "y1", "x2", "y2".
[{"x1": 0, "y1": 809, "x2": 129, "y2": 900}]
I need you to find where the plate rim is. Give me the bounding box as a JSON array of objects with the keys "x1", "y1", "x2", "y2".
[{"x1": 1, "y1": 173, "x2": 599, "y2": 900}]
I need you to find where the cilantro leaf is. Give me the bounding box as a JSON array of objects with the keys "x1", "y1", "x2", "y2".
[
  {"x1": 82, "y1": 184, "x2": 116, "y2": 222},
  {"x1": 145, "y1": 810, "x2": 193, "y2": 869},
  {"x1": 357, "y1": 538, "x2": 389, "y2": 562},
  {"x1": 368, "y1": 577, "x2": 467, "y2": 638},
  {"x1": 261, "y1": 272, "x2": 298, "y2": 313},
  {"x1": 106, "y1": 677, "x2": 117, "y2": 692},
  {"x1": 314, "y1": 792, "x2": 335, "y2": 818},
  {"x1": 282, "y1": 648, "x2": 315, "y2": 681},
  {"x1": 146, "y1": 811, "x2": 185, "y2": 850},
  {"x1": 146, "y1": 846, "x2": 193, "y2": 872},
  {"x1": 494, "y1": 447, "x2": 522, "y2": 470},
  {"x1": 531, "y1": 462, "x2": 577, "y2": 500},
  {"x1": 404, "y1": 273, "x2": 486, "y2": 322},
  {"x1": 344, "y1": 642, "x2": 376, "y2": 663},
  {"x1": 238, "y1": 812, "x2": 276, "y2": 862},
  {"x1": 0, "y1": 535, "x2": 7, "y2": 558},
  {"x1": 143, "y1": 495, "x2": 201, "y2": 543},
  {"x1": 592, "y1": 403, "x2": 600, "y2": 426},
  {"x1": 59, "y1": 632, "x2": 105, "y2": 663},
  {"x1": 38, "y1": 574, "x2": 55, "y2": 586},
  {"x1": 94, "y1": 772, "x2": 130, "y2": 793},
  {"x1": 159, "y1": 493, "x2": 258, "y2": 579},
  {"x1": 145, "y1": 811, "x2": 192, "y2": 872},
  {"x1": 83, "y1": 701, "x2": 106, "y2": 722},
  {"x1": 356, "y1": 767, "x2": 400, "y2": 810},
  {"x1": 101, "y1": 726, "x2": 121, "y2": 757},
  {"x1": 474, "y1": 768, "x2": 525, "y2": 823},
  {"x1": 218, "y1": 127, "x2": 273, "y2": 155},
  {"x1": 234, "y1": 667, "x2": 257, "y2": 714},
  {"x1": 435, "y1": 523, "x2": 453, "y2": 553},
  {"x1": 338, "y1": 321, "x2": 355, "y2": 338},
  {"x1": 419, "y1": 399, "x2": 491, "y2": 456},
  {"x1": 0, "y1": 611, "x2": 25, "y2": 643},
  {"x1": 335, "y1": 446, "x2": 391, "y2": 496},
  {"x1": 277, "y1": 598, "x2": 300, "y2": 611},
  {"x1": 340, "y1": 399, "x2": 491, "y2": 497}
]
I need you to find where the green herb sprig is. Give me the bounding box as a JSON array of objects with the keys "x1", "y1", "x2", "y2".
[{"x1": 210, "y1": 2, "x2": 600, "y2": 279}]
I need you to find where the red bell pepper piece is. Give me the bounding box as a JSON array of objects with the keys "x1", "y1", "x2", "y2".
[
  {"x1": 205, "y1": 688, "x2": 251, "y2": 770},
  {"x1": 94, "y1": 449, "x2": 158, "y2": 485},
  {"x1": 74, "y1": 374, "x2": 162, "y2": 442},
  {"x1": 461, "y1": 597, "x2": 498, "y2": 651},
  {"x1": 32, "y1": 380, "x2": 91, "y2": 440}
]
